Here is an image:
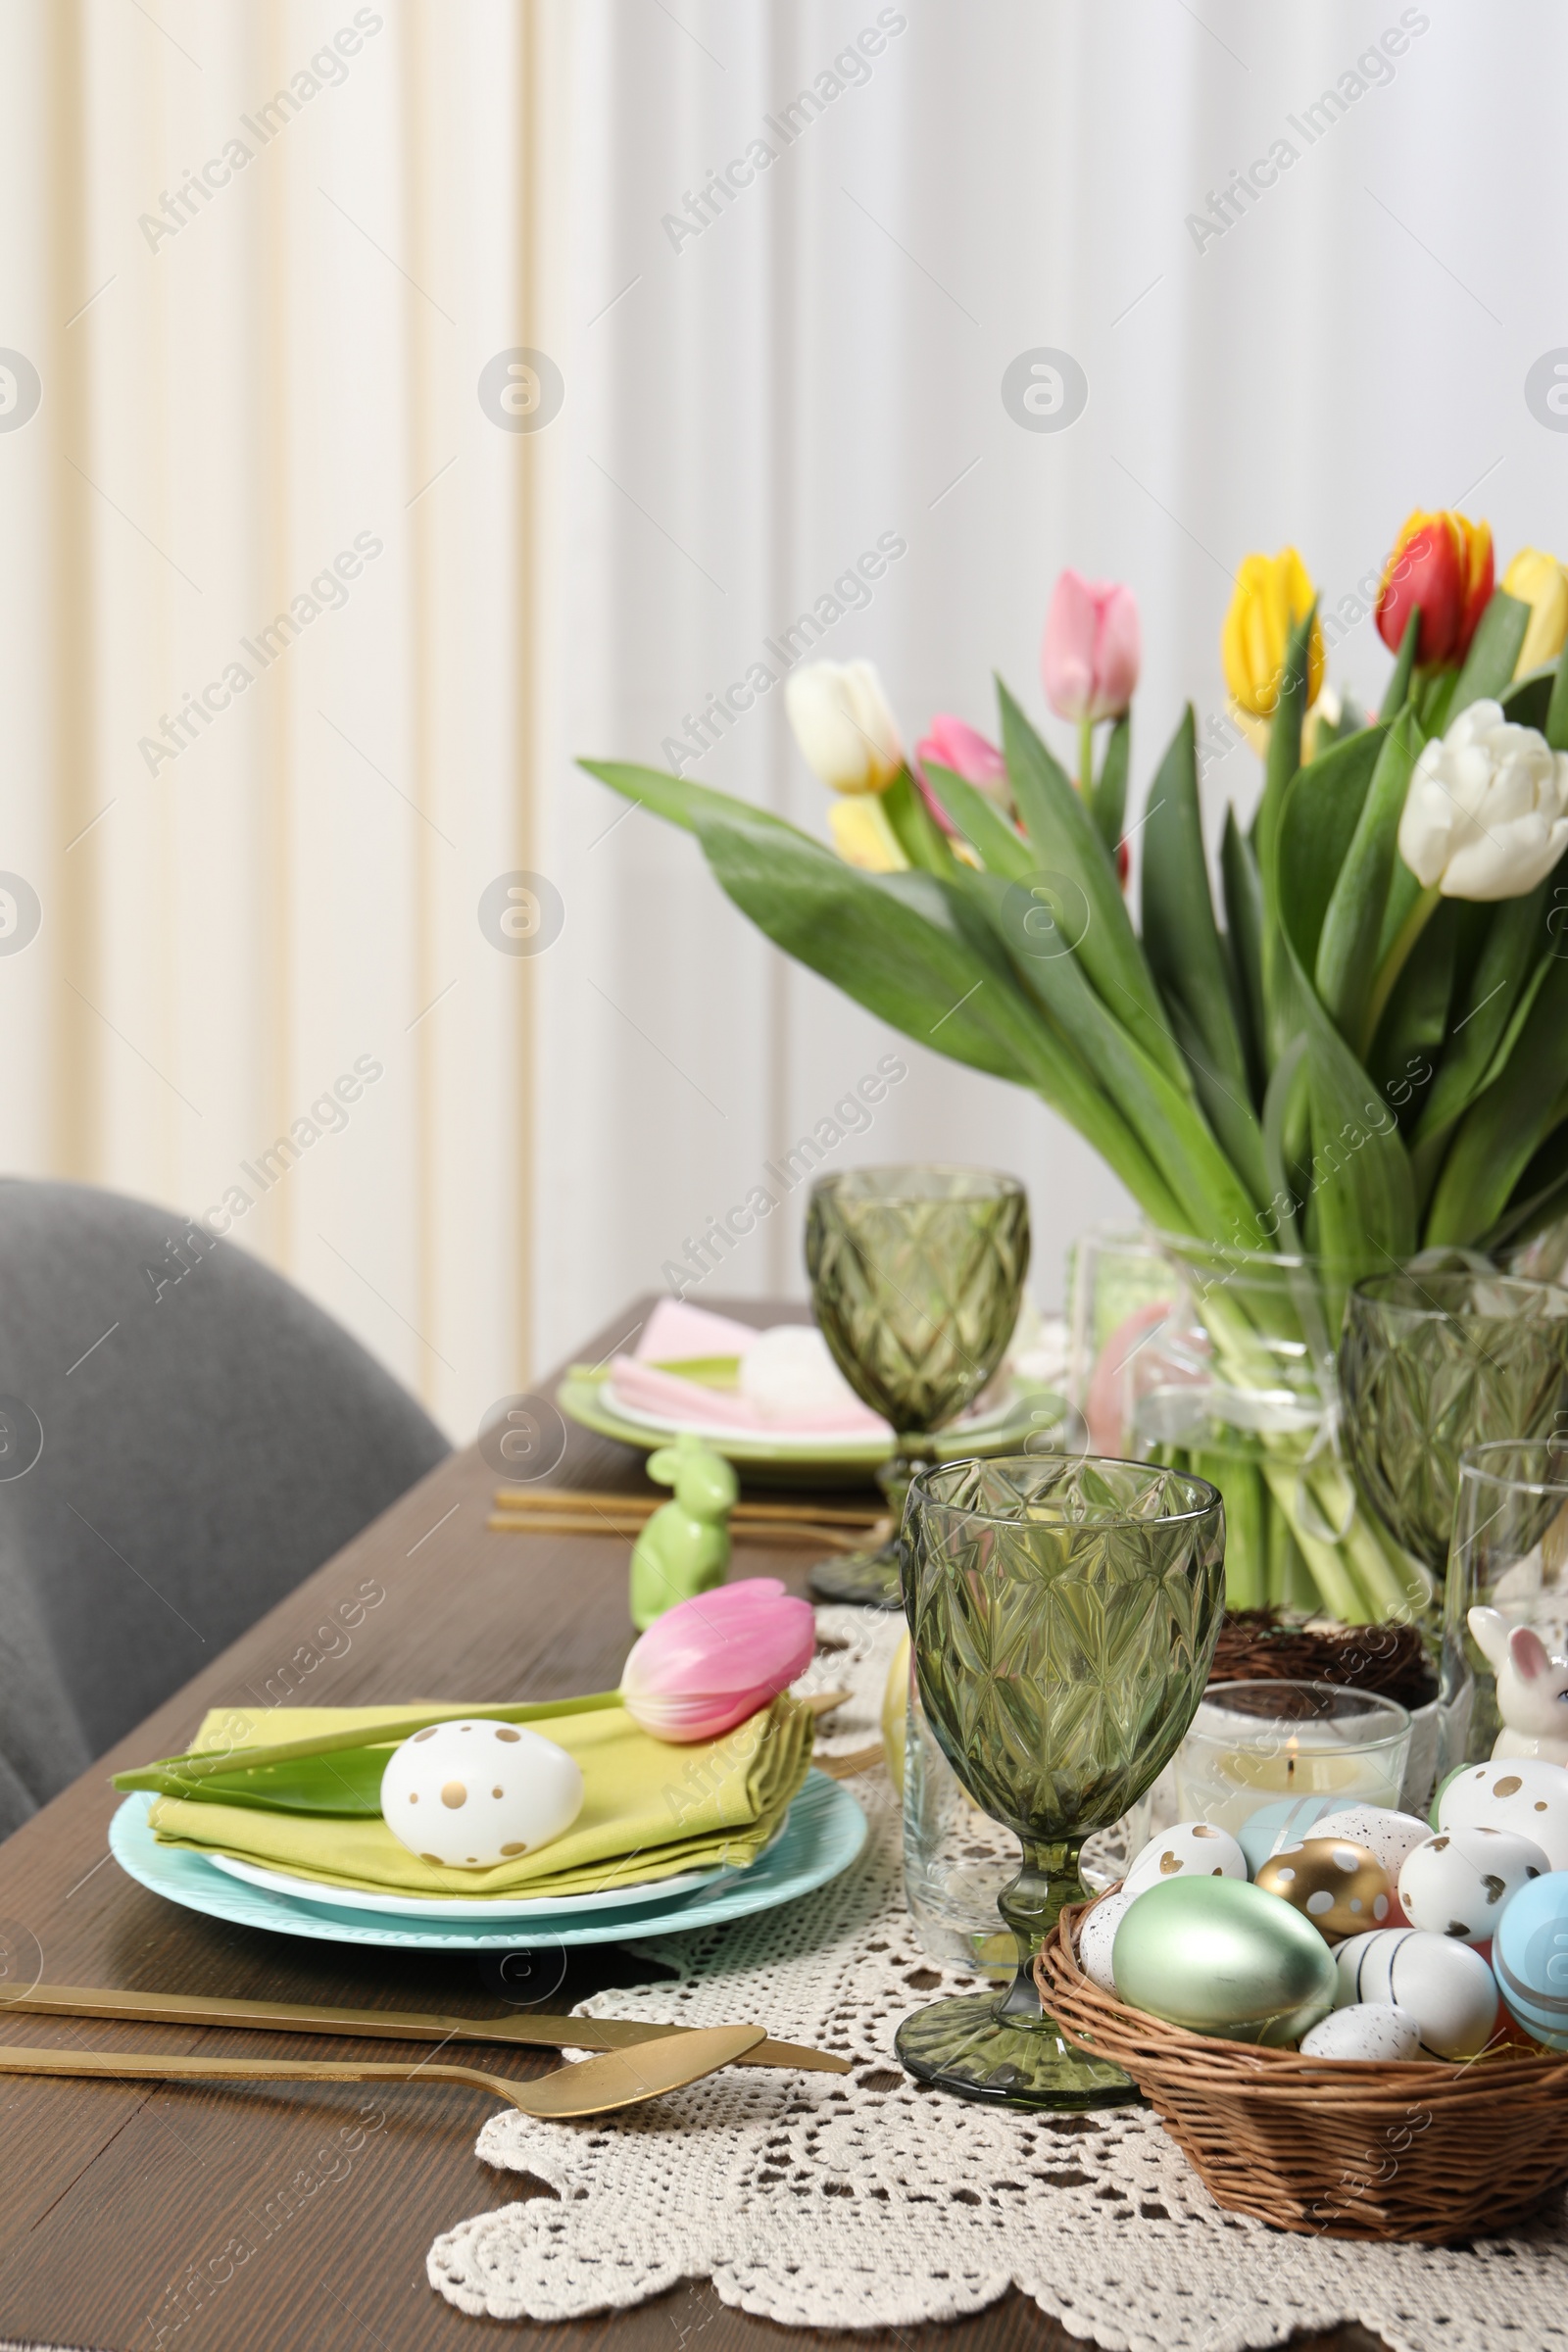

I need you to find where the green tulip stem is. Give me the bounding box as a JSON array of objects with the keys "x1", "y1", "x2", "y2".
[
  {"x1": 1360, "y1": 882, "x2": 1443, "y2": 1057},
  {"x1": 1078, "y1": 714, "x2": 1095, "y2": 804}
]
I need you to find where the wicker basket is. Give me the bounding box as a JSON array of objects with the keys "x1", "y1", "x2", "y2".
[{"x1": 1036, "y1": 1894, "x2": 1568, "y2": 2241}]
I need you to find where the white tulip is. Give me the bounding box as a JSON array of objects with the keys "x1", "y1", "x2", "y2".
[
  {"x1": 1397, "y1": 699, "x2": 1568, "y2": 902},
  {"x1": 784, "y1": 660, "x2": 903, "y2": 795}
]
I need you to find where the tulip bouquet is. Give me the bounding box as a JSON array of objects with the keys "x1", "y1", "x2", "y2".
[{"x1": 583, "y1": 514, "x2": 1568, "y2": 1621}]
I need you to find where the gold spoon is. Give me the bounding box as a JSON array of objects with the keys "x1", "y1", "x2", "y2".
[{"x1": 0, "y1": 2023, "x2": 765, "y2": 2118}]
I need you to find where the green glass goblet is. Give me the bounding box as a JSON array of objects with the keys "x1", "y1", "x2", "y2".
[
  {"x1": 805, "y1": 1166, "x2": 1031, "y2": 1607},
  {"x1": 1338, "y1": 1270, "x2": 1568, "y2": 1592},
  {"x1": 894, "y1": 1454, "x2": 1226, "y2": 2109}
]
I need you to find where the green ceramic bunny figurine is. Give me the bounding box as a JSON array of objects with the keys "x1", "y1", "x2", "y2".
[{"x1": 628, "y1": 1435, "x2": 739, "y2": 1629}]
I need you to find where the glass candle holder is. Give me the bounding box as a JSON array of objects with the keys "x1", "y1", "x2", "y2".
[{"x1": 1173, "y1": 1679, "x2": 1411, "y2": 1837}]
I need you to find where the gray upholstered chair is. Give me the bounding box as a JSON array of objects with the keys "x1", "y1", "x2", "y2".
[{"x1": 0, "y1": 1180, "x2": 450, "y2": 1835}]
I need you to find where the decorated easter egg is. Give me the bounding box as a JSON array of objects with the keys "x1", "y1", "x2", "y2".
[
  {"x1": 1334, "y1": 1929, "x2": 1498, "y2": 2057},
  {"x1": 1397, "y1": 1825, "x2": 1547, "y2": 1943},
  {"x1": 1254, "y1": 1837, "x2": 1394, "y2": 1941},
  {"x1": 1237, "y1": 1795, "x2": 1340, "y2": 1877},
  {"x1": 1111, "y1": 1877, "x2": 1337, "y2": 2045},
  {"x1": 1493, "y1": 1870, "x2": 1568, "y2": 2048},
  {"x1": 1298, "y1": 2003, "x2": 1420, "y2": 2062},
  {"x1": 1078, "y1": 1886, "x2": 1139, "y2": 1993},
  {"x1": 1439, "y1": 1758, "x2": 1568, "y2": 1873},
  {"x1": 1313, "y1": 1803, "x2": 1432, "y2": 1879},
  {"x1": 380, "y1": 1718, "x2": 584, "y2": 1869},
  {"x1": 1123, "y1": 1820, "x2": 1248, "y2": 1893}
]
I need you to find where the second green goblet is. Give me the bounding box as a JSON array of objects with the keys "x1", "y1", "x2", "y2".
[
  {"x1": 895, "y1": 1453, "x2": 1226, "y2": 2110},
  {"x1": 806, "y1": 1165, "x2": 1030, "y2": 1606}
]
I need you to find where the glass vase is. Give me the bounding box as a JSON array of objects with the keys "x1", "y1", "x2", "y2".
[{"x1": 1132, "y1": 1235, "x2": 1421, "y2": 1629}]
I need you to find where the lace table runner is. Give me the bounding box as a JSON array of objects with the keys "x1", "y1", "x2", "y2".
[{"x1": 428, "y1": 1615, "x2": 1568, "y2": 2347}]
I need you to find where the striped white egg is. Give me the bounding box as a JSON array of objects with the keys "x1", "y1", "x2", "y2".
[
  {"x1": 1334, "y1": 1928, "x2": 1498, "y2": 2058},
  {"x1": 1298, "y1": 2002, "x2": 1420, "y2": 2062}
]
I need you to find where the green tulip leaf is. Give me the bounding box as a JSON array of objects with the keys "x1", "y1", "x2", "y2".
[
  {"x1": 1092, "y1": 713, "x2": 1131, "y2": 852},
  {"x1": 1503, "y1": 663, "x2": 1555, "y2": 734},
  {"x1": 1410, "y1": 877, "x2": 1557, "y2": 1179},
  {"x1": 1251, "y1": 603, "x2": 1316, "y2": 898},
  {"x1": 1381, "y1": 610, "x2": 1421, "y2": 721},
  {"x1": 1220, "y1": 808, "x2": 1265, "y2": 1094},
  {"x1": 1314, "y1": 708, "x2": 1422, "y2": 1046},
  {"x1": 996, "y1": 679, "x2": 1193, "y2": 1098},
  {"x1": 1448, "y1": 589, "x2": 1530, "y2": 721},
  {"x1": 578, "y1": 759, "x2": 801, "y2": 840},
  {"x1": 881, "y1": 769, "x2": 958, "y2": 875},
  {"x1": 1426, "y1": 953, "x2": 1568, "y2": 1244},
  {"x1": 1276, "y1": 723, "x2": 1387, "y2": 971},
  {"x1": 921, "y1": 762, "x2": 1034, "y2": 881},
  {"x1": 1139, "y1": 705, "x2": 1267, "y2": 1204},
  {"x1": 956, "y1": 865, "x2": 1258, "y2": 1240},
  {"x1": 1548, "y1": 632, "x2": 1568, "y2": 753},
  {"x1": 691, "y1": 799, "x2": 1188, "y2": 1227}
]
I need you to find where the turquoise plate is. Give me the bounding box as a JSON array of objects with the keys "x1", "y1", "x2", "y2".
[{"x1": 107, "y1": 1771, "x2": 866, "y2": 1951}]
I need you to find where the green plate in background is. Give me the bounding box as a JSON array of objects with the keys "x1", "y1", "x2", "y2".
[{"x1": 556, "y1": 1362, "x2": 1073, "y2": 1489}]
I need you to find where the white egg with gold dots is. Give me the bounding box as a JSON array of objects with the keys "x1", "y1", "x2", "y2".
[
  {"x1": 1396, "y1": 1825, "x2": 1547, "y2": 1944},
  {"x1": 1438, "y1": 1757, "x2": 1568, "y2": 1873},
  {"x1": 380, "y1": 1718, "x2": 584, "y2": 1869},
  {"x1": 1123, "y1": 1820, "x2": 1248, "y2": 1893}
]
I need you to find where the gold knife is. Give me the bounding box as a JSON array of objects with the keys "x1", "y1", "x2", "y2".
[{"x1": 0, "y1": 1984, "x2": 849, "y2": 2074}]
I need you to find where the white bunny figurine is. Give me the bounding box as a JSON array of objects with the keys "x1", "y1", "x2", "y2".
[{"x1": 1468, "y1": 1605, "x2": 1568, "y2": 1764}]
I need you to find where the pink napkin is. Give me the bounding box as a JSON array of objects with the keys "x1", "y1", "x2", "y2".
[{"x1": 609, "y1": 1298, "x2": 885, "y2": 1436}]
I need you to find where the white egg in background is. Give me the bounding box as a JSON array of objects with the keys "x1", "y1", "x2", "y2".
[
  {"x1": 1077, "y1": 1886, "x2": 1140, "y2": 1992},
  {"x1": 1298, "y1": 2002, "x2": 1420, "y2": 2062},
  {"x1": 1123, "y1": 1820, "x2": 1248, "y2": 1893},
  {"x1": 1313, "y1": 1804, "x2": 1433, "y2": 1879},
  {"x1": 1439, "y1": 1757, "x2": 1568, "y2": 1872},
  {"x1": 380, "y1": 1718, "x2": 584, "y2": 1869},
  {"x1": 1334, "y1": 1928, "x2": 1498, "y2": 2058},
  {"x1": 1397, "y1": 1825, "x2": 1547, "y2": 1943}
]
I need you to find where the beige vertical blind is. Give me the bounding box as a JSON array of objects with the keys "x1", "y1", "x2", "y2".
[{"x1": 2, "y1": 0, "x2": 551, "y2": 1437}]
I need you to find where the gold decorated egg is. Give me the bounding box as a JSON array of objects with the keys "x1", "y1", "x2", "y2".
[{"x1": 1254, "y1": 1836, "x2": 1394, "y2": 1943}]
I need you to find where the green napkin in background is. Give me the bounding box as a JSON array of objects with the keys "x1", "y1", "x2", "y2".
[{"x1": 147, "y1": 1696, "x2": 814, "y2": 1900}]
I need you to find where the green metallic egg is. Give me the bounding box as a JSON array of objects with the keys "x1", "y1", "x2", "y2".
[{"x1": 1110, "y1": 1876, "x2": 1337, "y2": 2046}]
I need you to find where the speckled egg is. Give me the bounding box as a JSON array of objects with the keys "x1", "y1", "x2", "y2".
[
  {"x1": 1298, "y1": 2002, "x2": 1420, "y2": 2062},
  {"x1": 1439, "y1": 1758, "x2": 1568, "y2": 1873},
  {"x1": 1237, "y1": 1795, "x2": 1341, "y2": 1877},
  {"x1": 380, "y1": 1718, "x2": 584, "y2": 1869},
  {"x1": 1123, "y1": 1820, "x2": 1248, "y2": 1893},
  {"x1": 1111, "y1": 1877, "x2": 1337, "y2": 2045},
  {"x1": 1335, "y1": 1928, "x2": 1498, "y2": 2058},
  {"x1": 1254, "y1": 1837, "x2": 1394, "y2": 1941},
  {"x1": 1397, "y1": 1825, "x2": 1547, "y2": 1943},
  {"x1": 1493, "y1": 1870, "x2": 1568, "y2": 2048},
  {"x1": 1313, "y1": 1804, "x2": 1433, "y2": 1879},
  {"x1": 1077, "y1": 1886, "x2": 1140, "y2": 1992}
]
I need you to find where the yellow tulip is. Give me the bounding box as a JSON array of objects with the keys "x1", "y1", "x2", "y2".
[
  {"x1": 828, "y1": 796, "x2": 907, "y2": 872},
  {"x1": 1221, "y1": 548, "x2": 1326, "y2": 722},
  {"x1": 1502, "y1": 547, "x2": 1568, "y2": 675}
]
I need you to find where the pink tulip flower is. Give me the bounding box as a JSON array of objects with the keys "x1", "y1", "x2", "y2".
[
  {"x1": 913, "y1": 714, "x2": 1010, "y2": 835},
  {"x1": 619, "y1": 1578, "x2": 816, "y2": 1743},
  {"x1": 1041, "y1": 570, "x2": 1141, "y2": 726}
]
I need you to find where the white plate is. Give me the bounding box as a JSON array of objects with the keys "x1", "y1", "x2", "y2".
[
  {"x1": 107, "y1": 1775, "x2": 866, "y2": 1950},
  {"x1": 204, "y1": 1848, "x2": 731, "y2": 1921},
  {"x1": 601, "y1": 1378, "x2": 1026, "y2": 1453}
]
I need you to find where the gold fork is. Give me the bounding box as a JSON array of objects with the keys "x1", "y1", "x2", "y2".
[{"x1": 0, "y1": 2024, "x2": 765, "y2": 2118}]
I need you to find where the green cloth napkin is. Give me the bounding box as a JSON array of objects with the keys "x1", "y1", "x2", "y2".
[{"x1": 148, "y1": 1697, "x2": 814, "y2": 1901}]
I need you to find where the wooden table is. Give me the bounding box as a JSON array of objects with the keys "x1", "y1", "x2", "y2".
[{"x1": 0, "y1": 1300, "x2": 1391, "y2": 2352}]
